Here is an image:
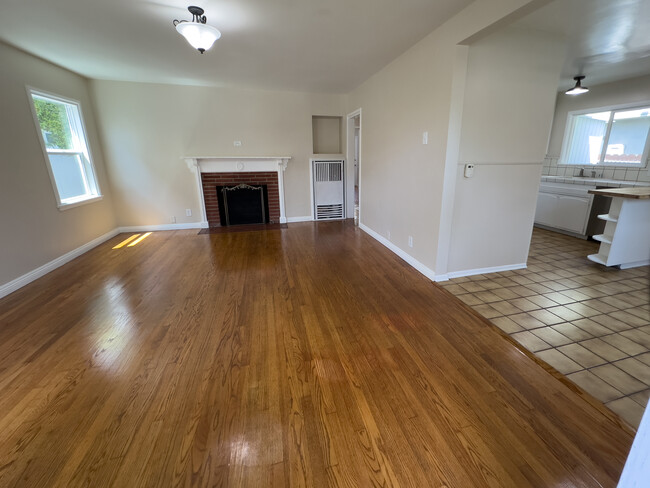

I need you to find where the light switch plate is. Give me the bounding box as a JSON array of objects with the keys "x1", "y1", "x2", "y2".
[{"x1": 464, "y1": 163, "x2": 475, "y2": 178}]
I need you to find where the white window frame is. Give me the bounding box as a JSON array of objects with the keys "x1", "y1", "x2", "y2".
[
  {"x1": 559, "y1": 100, "x2": 650, "y2": 168},
  {"x1": 27, "y1": 87, "x2": 102, "y2": 210}
]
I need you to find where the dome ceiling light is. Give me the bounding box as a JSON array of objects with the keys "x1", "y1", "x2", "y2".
[
  {"x1": 566, "y1": 75, "x2": 589, "y2": 96},
  {"x1": 173, "y1": 6, "x2": 221, "y2": 54}
]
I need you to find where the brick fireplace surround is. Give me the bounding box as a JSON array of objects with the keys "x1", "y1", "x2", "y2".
[
  {"x1": 201, "y1": 172, "x2": 280, "y2": 227},
  {"x1": 183, "y1": 157, "x2": 291, "y2": 228}
]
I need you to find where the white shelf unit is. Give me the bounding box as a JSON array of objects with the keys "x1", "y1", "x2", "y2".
[{"x1": 589, "y1": 197, "x2": 650, "y2": 269}]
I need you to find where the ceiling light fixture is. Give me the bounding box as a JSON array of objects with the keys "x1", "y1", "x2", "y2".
[
  {"x1": 566, "y1": 76, "x2": 589, "y2": 96},
  {"x1": 173, "y1": 6, "x2": 221, "y2": 54}
]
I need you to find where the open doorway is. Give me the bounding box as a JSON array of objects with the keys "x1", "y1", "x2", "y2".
[{"x1": 346, "y1": 109, "x2": 361, "y2": 225}]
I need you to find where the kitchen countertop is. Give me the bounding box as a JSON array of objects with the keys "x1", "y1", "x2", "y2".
[
  {"x1": 541, "y1": 175, "x2": 650, "y2": 188},
  {"x1": 588, "y1": 187, "x2": 650, "y2": 199}
]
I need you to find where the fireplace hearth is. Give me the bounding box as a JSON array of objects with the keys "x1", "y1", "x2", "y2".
[{"x1": 216, "y1": 184, "x2": 270, "y2": 226}]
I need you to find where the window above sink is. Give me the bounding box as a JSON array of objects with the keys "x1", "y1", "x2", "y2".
[{"x1": 559, "y1": 102, "x2": 650, "y2": 168}]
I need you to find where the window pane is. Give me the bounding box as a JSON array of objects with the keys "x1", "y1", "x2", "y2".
[
  {"x1": 604, "y1": 107, "x2": 650, "y2": 164},
  {"x1": 49, "y1": 153, "x2": 88, "y2": 201},
  {"x1": 32, "y1": 96, "x2": 73, "y2": 150},
  {"x1": 564, "y1": 111, "x2": 610, "y2": 164}
]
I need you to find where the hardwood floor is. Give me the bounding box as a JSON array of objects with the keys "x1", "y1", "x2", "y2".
[{"x1": 0, "y1": 222, "x2": 635, "y2": 487}]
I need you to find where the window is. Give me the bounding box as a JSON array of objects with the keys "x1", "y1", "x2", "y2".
[
  {"x1": 28, "y1": 88, "x2": 101, "y2": 208},
  {"x1": 560, "y1": 104, "x2": 650, "y2": 167}
]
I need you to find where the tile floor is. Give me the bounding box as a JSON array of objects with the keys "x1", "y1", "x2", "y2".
[{"x1": 440, "y1": 228, "x2": 650, "y2": 429}]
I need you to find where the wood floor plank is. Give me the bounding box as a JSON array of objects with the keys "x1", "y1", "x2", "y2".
[{"x1": 0, "y1": 222, "x2": 635, "y2": 487}]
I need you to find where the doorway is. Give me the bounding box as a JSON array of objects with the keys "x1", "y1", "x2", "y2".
[{"x1": 346, "y1": 109, "x2": 361, "y2": 225}]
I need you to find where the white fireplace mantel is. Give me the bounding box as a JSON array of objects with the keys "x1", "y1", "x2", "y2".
[{"x1": 184, "y1": 156, "x2": 291, "y2": 226}]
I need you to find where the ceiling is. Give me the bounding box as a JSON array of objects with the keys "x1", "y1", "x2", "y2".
[
  {"x1": 515, "y1": 0, "x2": 650, "y2": 91},
  {"x1": 0, "y1": 0, "x2": 473, "y2": 93},
  {"x1": 3, "y1": 0, "x2": 649, "y2": 94}
]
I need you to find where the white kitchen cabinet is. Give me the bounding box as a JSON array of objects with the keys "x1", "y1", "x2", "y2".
[{"x1": 534, "y1": 182, "x2": 594, "y2": 235}]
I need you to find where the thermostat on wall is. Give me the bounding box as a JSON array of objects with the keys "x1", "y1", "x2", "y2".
[{"x1": 464, "y1": 163, "x2": 475, "y2": 178}]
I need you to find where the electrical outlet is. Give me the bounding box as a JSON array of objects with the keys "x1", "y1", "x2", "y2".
[
  {"x1": 186, "y1": 209, "x2": 192, "y2": 217},
  {"x1": 422, "y1": 131, "x2": 428, "y2": 145},
  {"x1": 171, "y1": 216, "x2": 176, "y2": 223},
  {"x1": 233, "y1": 140, "x2": 242, "y2": 147},
  {"x1": 387, "y1": 230, "x2": 391, "y2": 239},
  {"x1": 408, "y1": 236, "x2": 413, "y2": 247}
]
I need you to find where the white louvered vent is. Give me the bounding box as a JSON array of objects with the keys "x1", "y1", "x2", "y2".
[{"x1": 312, "y1": 159, "x2": 345, "y2": 220}]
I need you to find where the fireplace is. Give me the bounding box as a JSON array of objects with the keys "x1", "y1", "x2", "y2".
[
  {"x1": 185, "y1": 157, "x2": 291, "y2": 228},
  {"x1": 216, "y1": 184, "x2": 270, "y2": 226}
]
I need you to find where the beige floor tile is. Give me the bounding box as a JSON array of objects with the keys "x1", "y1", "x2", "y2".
[
  {"x1": 491, "y1": 316, "x2": 524, "y2": 334},
  {"x1": 573, "y1": 286, "x2": 608, "y2": 299},
  {"x1": 528, "y1": 309, "x2": 565, "y2": 326},
  {"x1": 536, "y1": 349, "x2": 582, "y2": 374},
  {"x1": 459, "y1": 281, "x2": 486, "y2": 293},
  {"x1": 542, "y1": 292, "x2": 575, "y2": 305},
  {"x1": 509, "y1": 297, "x2": 540, "y2": 312},
  {"x1": 591, "y1": 364, "x2": 647, "y2": 395},
  {"x1": 492, "y1": 277, "x2": 518, "y2": 287},
  {"x1": 491, "y1": 287, "x2": 520, "y2": 300},
  {"x1": 510, "y1": 313, "x2": 547, "y2": 330},
  {"x1": 627, "y1": 308, "x2": 650, "y2": 322},
  {"x1": 580, "y1": 338, "x2": 628, "y2": 362},
  {"x1": 567, "y1": 370, "x2": 624, "y2": 403},
  {"x1": 610, "y1": 310, "x2": 650, "y2": 327},
  {"x1": 511, "y1": 331, "x2": 551, "y2": 352},
  {"x1": 591, "y1": 314, "x2": 633, "y2": 332},
  {"x1": 440, "y1": 284, "x2": 470, "y2": 295},
  {"x1": 531, "y1": 327, "x2": 573, "y2": 347},
  {"x1": 630, "y1": 389, "x2": 650, "y2": 408},
  {"x1": 602, "y1": 334, "x2": 647, "y2": 356},
  {"x1": 581, "y1": 299, "x2": 619, "y2": 314},
  {"x1": 489, "y1": 300, "x2": 524, "y2": 316},
  {"x1": 509, "y1": 286, "x2": 538, "y2": 297},
  {"x1": 598, "y1": 296, "x2": 630, "y2": 310},
  {"x1": 474, "y1": 279, "x2": 502, "y2": 290},
  {"x1": 558, "y1": 288, "x2": 593, "y2": 302},
  {"x1": 472, "y1": 303, "x2": 503, "y2": 320},
  {"x1": 457, "y1": 294, "x2": 484, "y2": 306},
  {"x1": 540, "y1": 281, "x2": 571, "y2": 292},
  {"x1": 564, "y1": 302, "x2": 602, "y2": 318},
  {"x1": 606, "y1": 397, "x2": 645, "y2": 428},
  {"x1": 571, "y1": 318, "x2": 615, "y2": 337},
  {"x1": 546, "y1": 305, "x2": 583, "y2": 322},
  {"x1": 557, "y1": 343, "x2": 607, "y2": 368},
  {"x1": 614, "y1": 358, "x2": 650, "y2": 385},
  {"x1": 524, "y1": 283, "x2": 555, "y2": 294},
  {"x1": 550, "y1": 323, "x2": 592, "y2": 341},
  {"x1": 510, "y1": 275, "x2": 535, "y2": 286},
  {"x1": 620, "y1": 329, "x2": 650, "y2": 350},
  {"x1": 526, "y1": 295, "x2": 560, "y2": 308},
  {"x1": 636, "y1": 352, "x2": 650, "y2": 366},
  {"x1": 474, "y1": 291, "x2": 503, "y2": 303}
]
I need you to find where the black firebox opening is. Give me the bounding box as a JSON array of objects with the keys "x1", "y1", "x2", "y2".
[{"x1": 216, "y1": 184, "x2": 270, "y2": 226}]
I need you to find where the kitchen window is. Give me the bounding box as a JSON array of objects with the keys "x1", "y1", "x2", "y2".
[
  {"x1": 559, "y1": 103, "x2": 650, "y2": 167},
  {"x1": 28, "y1": 88, "x2": 102, "y2": 209}
]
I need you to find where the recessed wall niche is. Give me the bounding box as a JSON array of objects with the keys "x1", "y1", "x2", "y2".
[{"x1": 312, "y1": 115, "x2": 342, "y2": 154}]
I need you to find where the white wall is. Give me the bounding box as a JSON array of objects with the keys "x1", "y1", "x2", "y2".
[
  {"x1": 0, "y1": 42, "x2": 116, "y2": 288},
  {"x1": 446, "y1": 27, "x2": 564, "y2": 274},
  {"x1": 346, "y1": 0, "x2": 555, "y2": 276},
  {"x1": 90, "y1": 81, "x2": 346, "y2": 226}
]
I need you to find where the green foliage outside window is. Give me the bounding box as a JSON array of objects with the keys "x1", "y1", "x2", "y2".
[{"x1": 33, "y1": 98, "x2": 72, "y2": 149}]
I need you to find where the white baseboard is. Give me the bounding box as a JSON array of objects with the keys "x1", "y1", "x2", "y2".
[
  {"x1": 359, "y1": 223, "x2": 437, "y2": 281},
  {"x1": 286, "y1": 216, "x2": 313, "y2": 223},
  {"x1": 0, "y1": 228, "x2": 120, "y2": 300},
  {"x1": 118, "y1": 222, "x2": 206, "y2": 232},
  {"x1": 446, "y1": 263, "x2": 527, "y2": 279}
]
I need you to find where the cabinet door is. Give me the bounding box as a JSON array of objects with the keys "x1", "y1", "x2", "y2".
[
  {"x1": 535, "y1": 192, "x2": 558, "y2": 227},
  {"x1": 555, "y1": 195, "x2": 591, "y2": 234}
]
